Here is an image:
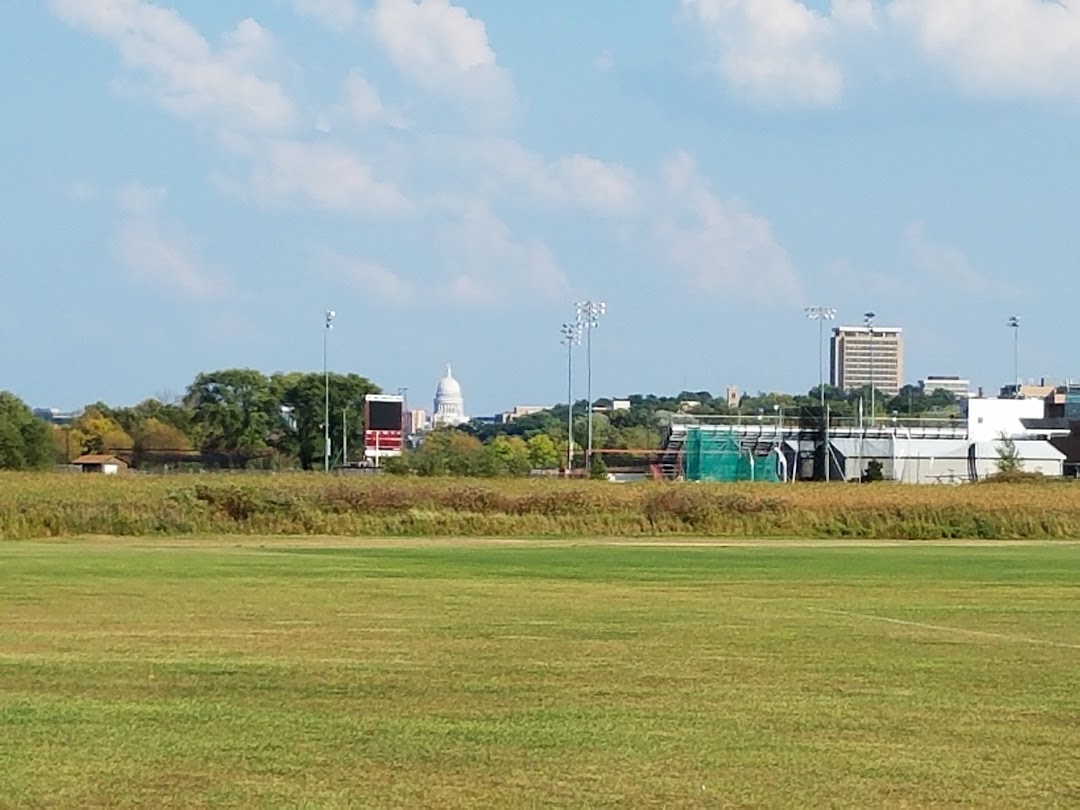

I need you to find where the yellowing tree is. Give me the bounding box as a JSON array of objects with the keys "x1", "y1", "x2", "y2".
[{"x1": 74, "y1": 409, "x2": 133, "y2": 456}]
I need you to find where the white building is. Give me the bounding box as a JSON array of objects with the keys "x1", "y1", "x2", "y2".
[
  {"x1": 966, "y1": 397, "x2": 1046, "y2": 442},
  {"x1": 406, "y1": 408, "x2": 428, "y2": 434},
  {"x1": 501, "y1": 405, "x2": 547, "y2": 423},
  {"x1": 432, "y1": 365, "x2": 468, "y2": 427},
  {"x1": 920, "y1": 376, "x2": 973, "y2": 399}
]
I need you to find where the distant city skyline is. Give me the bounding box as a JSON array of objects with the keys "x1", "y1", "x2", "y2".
[{"x1": 4, "y1": 2, "x2": 1079, "y2": 414}]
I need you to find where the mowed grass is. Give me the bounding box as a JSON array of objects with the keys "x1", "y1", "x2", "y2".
[{"x1": 1, "y1": 540, "x2": 1078, "y2": 807}]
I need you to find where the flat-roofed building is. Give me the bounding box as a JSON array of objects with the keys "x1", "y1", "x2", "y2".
[
  {"x1": 831, "y1": 325, "x2": 904, "y2": 396},
  {"x1": 920, "y1": 376, "x2": 972, "y2": 399}
]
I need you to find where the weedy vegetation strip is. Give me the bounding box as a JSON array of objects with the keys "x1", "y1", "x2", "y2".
[{"x1": 2, "y1": 472, "x2": 1080, "y2": 539}]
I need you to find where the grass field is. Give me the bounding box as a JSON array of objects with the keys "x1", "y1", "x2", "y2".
[{"x1": 2, "y1": 538, "x2": 1078, "y2": 807}]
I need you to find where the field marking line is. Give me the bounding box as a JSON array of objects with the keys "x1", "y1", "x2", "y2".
[{"x1": 815, "y1": 608, "x2": 1080, "y2": 651}]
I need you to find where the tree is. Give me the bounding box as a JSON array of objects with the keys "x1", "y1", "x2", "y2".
[
  {"x1": 272, "y1": 372, "x2": 380, "y2": 470},
  {"x1": 0, "y1": 392, "x2": 53, "y2": 470},
  {"x1": 995, "y1": 433, "x2": 1024, "y2": 475},
  {"x1": 862, "y1": 458, "x2": 885, "y2": 482},
  {"x1": 410, "y1": 430, "x2": 485, "y2": 476},
  {"x1": 526, "y1": 434, "x2": 560, "y2": 470},
  {"x1": 133, "y1": 418, "x2": 193, "y2": 467},
  {"x1": 481, "y1": 435, "x2": 531, "y2": 477},
  {"x1": 185, "y1": 370, "x2": 277, "y2": 467},
  {"x1": 589, "y1": 453, "x2": 609, "y2": 480},
  {"x1": 72, "y1": 408, "x2": 133, "y2": 456}
]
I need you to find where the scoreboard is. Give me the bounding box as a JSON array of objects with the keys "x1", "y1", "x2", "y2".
[{"x1": 363, "y1": 394, "x2": 404, "y2": 460}]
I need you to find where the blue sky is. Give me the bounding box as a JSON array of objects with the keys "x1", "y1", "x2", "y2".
[{"x1": 4, "y1": 1, "x2": 1080, "y2": 415}]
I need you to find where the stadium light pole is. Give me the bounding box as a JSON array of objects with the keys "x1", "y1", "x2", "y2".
[
  {"x1": 864, "y1": 311, "x2": 876, "y2": 427},
  {"x1": 804, "y1": 307, "x2": 836, "y2": 412},
  {"x1": 575, "y1": 300, "x2": 606, "y2": 472},
  {"x1": 560, "y1": 321, "x2": 582, "y2": 474},
  {"x1": 805, "y1": 307, "x2": 836, "y2": 482},
  {"x1": 324, "y1": 309, "x2": 335, "y2": 472},
  {"x1": 1007, "y1": 315, "x2": 1020, "y2": 393}
]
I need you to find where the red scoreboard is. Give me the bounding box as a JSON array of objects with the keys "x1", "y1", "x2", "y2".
[{"x1": 363, "y1": 394, "x2": 405, "y2": 460}]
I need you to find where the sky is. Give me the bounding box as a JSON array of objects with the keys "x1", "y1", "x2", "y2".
[{"x1": 4, "y1": 0, "x2": 1080, "y2": 416}]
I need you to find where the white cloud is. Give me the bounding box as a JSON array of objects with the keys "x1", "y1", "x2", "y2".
[
  {"x1": 316, "y1": 69, "x2": 408, "y2": 132},
  {"x1": 47, "y1": 0, "x2": 294, "y2": 134},
  {"x1": 444, "y1": 138, "x2": 639, "y2": 216},
  {"x1": 905, "y1": 221, "x2": 989, "y2": 292},
  {"x1": 323, "y1": 250, "x2": 417, "y2": 304},
  {"x1": 888, "y1": 0, "x2": 1080, "y2": 100},
  {"x1": 229, "y1": 139, "x2": 411, "y2": 214},
  {"x1": 551, "y1": 155, "x2": 640, "y2": 216},
  {"x1": 655, "y1": 152, "x2": 802, "y2": 301},
  {"x1": 289, "y1": 0, "x2": 360, "y2": 31},
  {"x1": 684, "y1": 0, "x2": 1080, "y2": 107},
  {"x1": 112, "y1": 182, "x2": 225, "y2": 298},
  {"x1": 438, "y1": 203, "x2": 570, "y2": 305},
  {"x1": 370, "y1": 0, "x2": 514, "y2": 120},
  {"x1": 682, "y1": 0, "x2": 852, "y2": 107},
  {"x1": 67, "y1": 178, "x2": 98, "y2": 204},
  {"x1": 320, "y1": 203, "x2": 567, "y2": 309}
]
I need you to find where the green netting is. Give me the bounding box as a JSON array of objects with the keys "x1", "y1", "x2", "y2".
[{"x1": 683, "y1": 428, "x2": 781, "y2": 482}]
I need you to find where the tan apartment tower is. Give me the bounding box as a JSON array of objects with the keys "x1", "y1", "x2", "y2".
[{"x1": 830, "y1": 325, "x2": 904, "y2": 396}]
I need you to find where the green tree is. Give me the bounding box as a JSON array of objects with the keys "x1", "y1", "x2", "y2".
[
  {"x1": 272, "y1": 372, "x2": 380, "y2": 470},
  {"x1": 589, "y1": 453, "x2": 609, "y2": 480},
  {"x1": 410, "y1": 430, "x2": 485, "y2": 476},
  {"x1": 481, "y1": 436, "x2": 531, "y2": 477},
  {"x1": 0, "y1": 392, "x2": 53, "y2": 470},
  {"x1": 525, "y1": 434, "x2": 559, "y2": 470},
  {"x1": 185, "y1": 369, "x2": 277, "y2": 467},
  {"x1": 995, "y1": 433, "x2": 1024, "y2": 475},
  {"x1": 862, "y1": 458, "x2": 885, "y2": 482}
]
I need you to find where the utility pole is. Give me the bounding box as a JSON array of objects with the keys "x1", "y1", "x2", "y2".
[
  {"x1": 575, "y1": 301, "x2": 606, "y2": 472},
  {"x1": 560, "y1": 321, "x2": 581, "y2": 474},
  {"x1": 864, "y1": 311, "x2": 876, "y2": 427},
  {"x1": 324, "y1": 309, "x2": 335, "y2": 472},
  {"x1": 805, "y1": 306, "x2": 836, "y2": 481},
  {"x1": 1007, "y1": 315, "x2": 1020, "y2": 393}
]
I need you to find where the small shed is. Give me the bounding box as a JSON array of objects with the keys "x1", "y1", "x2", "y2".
[{"x1": 72, "y1": 454, "x2": 129, "y2": 475}]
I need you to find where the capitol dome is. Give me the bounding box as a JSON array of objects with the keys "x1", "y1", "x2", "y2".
[
  {"x1": 432, "y1": 364, "x2": 467, "y2": 427},
  {"x1": 436, "y1": 366, "x2": 462, "y2": 399}
]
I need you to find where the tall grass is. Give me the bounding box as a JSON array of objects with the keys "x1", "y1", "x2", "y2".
[{"x1": 3, "y1": 472, "x2": 1080, "y2": 539}]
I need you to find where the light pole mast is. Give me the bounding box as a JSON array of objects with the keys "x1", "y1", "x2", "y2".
[
  {"x1": 324, "y1": 309, "x2": 335, "y2": 472},
  {"x1": 575, "y1": 300, "x2": 606, "y2": 472},
  {"x1": 805, "y1": 306, "x2": 836, "y2": 481},
  {"x1": 1007, "y1": 315, "x2": 1020, "y2": 392},
  {"x1": 864, "y1": 311, "x2": 876, "y2": 427},
  {"x1": 560, "y1": 321, "x2": 581, "y2": 474}
]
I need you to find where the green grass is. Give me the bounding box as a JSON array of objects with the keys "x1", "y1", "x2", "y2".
[{"x1": 1, "y1": 539, "x2": 1078, "y2": 807}]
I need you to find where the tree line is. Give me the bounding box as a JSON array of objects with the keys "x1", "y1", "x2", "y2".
[
  {"x1": 0, "y1": 369, "x2": 378, "y2": 471},
  {"x1": 0, "y1": 373, "x2": 958, "y2": 474}
]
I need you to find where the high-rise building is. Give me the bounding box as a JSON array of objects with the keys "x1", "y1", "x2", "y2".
[{"x1": 831, "y1": 325, "x2": 904, "y2": 396}]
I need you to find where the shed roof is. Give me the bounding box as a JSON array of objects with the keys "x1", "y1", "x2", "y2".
[{"x1": 72, "y1": 454, "x2": 128, "y2": 465}]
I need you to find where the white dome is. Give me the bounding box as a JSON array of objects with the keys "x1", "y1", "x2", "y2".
[
  {"x1": 432, "y1": 364, "x2": 467, "y2": 427},
  {"x1": 436, "y1": 365, "x2": 462, "y2": 399}
]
